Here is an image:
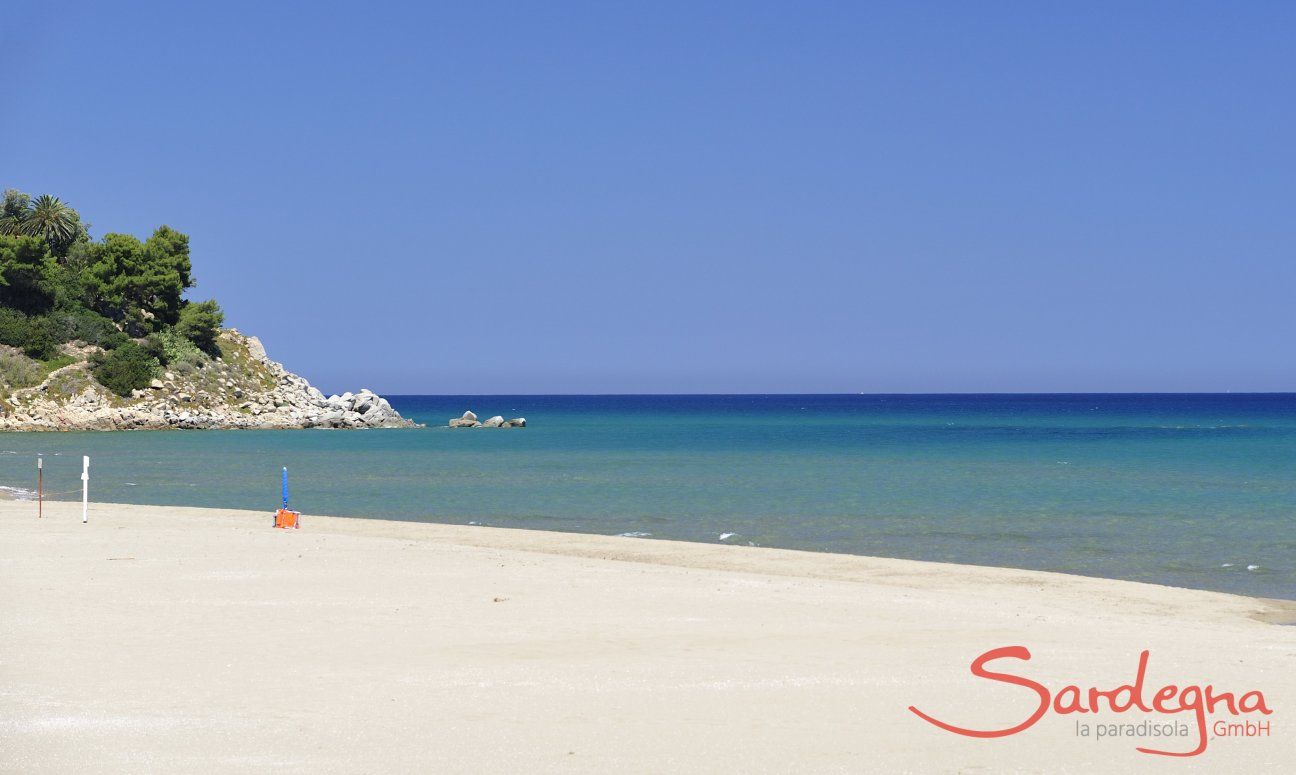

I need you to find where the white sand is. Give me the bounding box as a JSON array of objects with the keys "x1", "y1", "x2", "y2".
[{"x1": 2, "y1": 499, "x2": 1292, "y2": 772}]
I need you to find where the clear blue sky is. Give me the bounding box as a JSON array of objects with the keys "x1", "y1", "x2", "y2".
[{"x1": 3, "y1": 2, "x2": 1293, "y2": 393}]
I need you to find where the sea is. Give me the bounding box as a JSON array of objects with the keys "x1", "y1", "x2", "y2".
[{"x1": 2, "y1": 394, "x2": 1293, "y2": 600}]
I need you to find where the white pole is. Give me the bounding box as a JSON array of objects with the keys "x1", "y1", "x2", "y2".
[{"x1": 81, "y1": 455, "x2": 90, "y2": 524}]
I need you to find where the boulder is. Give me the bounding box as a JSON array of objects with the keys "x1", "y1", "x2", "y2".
[
  {"x1": 244, "y1": 335, "x2": 269, "y2": 362},
  {"x1": 360, "y1": 398, "x2": 399, "y2": 425},
  {"x1": 449, "y1": 410, "x2": 479, "y2": 428},
  {"x1": 505, "y1": 417, "x2": 527, "y2": 428},
  {"x1": 482, "y1": 415, "x2": 505, "y2": 428}
]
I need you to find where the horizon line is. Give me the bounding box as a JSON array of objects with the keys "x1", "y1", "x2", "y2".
[{"x1": 376, "y1": 391, "x2": 1296, "y2": 397}]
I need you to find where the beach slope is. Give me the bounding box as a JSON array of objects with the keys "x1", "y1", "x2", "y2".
[{"x1": 2, "y1": 501, "x2": 1292, "y2": 772}]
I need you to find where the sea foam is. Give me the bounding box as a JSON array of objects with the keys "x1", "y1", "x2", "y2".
[{"x1": 0, "y1": 485, "x2": 37, "y2": 501}]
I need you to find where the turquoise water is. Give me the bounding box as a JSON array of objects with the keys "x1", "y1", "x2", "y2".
[{"x1": 2, "y1": 394, "x2": 1293, "y2": 600}]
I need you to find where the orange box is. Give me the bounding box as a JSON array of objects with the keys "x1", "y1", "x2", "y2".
[{"x1": 274, "y1": 508, "x2": 300, "y2": 529}]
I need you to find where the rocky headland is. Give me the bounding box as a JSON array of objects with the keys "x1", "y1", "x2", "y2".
[{"x1": 0, "y1": 329, "x2": 416, "y2": 431}]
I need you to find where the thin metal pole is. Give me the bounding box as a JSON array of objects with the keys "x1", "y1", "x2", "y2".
[{"x1": 37, "y1": 457, "x2": 43, "y2": 519}]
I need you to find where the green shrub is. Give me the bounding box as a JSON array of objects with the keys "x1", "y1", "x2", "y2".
[
  {"x1": 38, "y1": 310, "x2": 77, "y2": 344},
  {"x1": 90, "y1": 340, "x2": 159, "y2": 396},
  {"x1": 100, "y1": 330, "x2": 129, "y2": 350},
  {"x1": 143, "y1": 328, "x2": 205, "y2": 367},
  {"x1": 0, "y1": 309, "x2": 60, "y2": 359},
  {"x1": 19, "y1": 318, "x2": 59, "y2": 359},
  {"x1": 176, "y1": 299, "x2": 224, "y2": 355},
  {"x1": 171, "y1": 343, "x2": 207, "y2": 371},
  {"x1": 141, "y1": 333, "x2": 167, "y2": 363},
  {"x1": 0, "y1": 349, "x2": 43, "y2": 388},
  {"x1": 54, "y1": 306, "x2": 122, "y2": 348},
  {"x1": 169, "y1": 358, "x2": 198, "y2": 378},
  {"x1": 0, "y1": 308, "x2": 29, "y2": 349}
]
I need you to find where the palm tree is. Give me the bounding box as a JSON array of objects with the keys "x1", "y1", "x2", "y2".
[{"x1": 20, "y1": 194, "x2": 85, "y2": 250}]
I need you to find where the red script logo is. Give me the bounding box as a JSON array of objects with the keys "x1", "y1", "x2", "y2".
[{"x1": 908, "y1": 646, "x2": 1272, "y2": 757}]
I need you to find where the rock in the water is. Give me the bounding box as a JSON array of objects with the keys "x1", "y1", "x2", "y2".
[
  {"x1": 446, "y1": 411, "x2": 525, "y2": 429},
  {"x1": 449, "y1": 410, "x2": 480, "y2": 428}
]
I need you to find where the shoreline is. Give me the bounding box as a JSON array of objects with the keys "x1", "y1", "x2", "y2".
[
  {"x1": 4, "y1": 500, "x2": 1295, "y2": 771},
  {"x1": 108, "y1": 500, "x2": 1296, "y2": 616},
  {"x1": 9, "y1": 491, "x2": 1295, "y2": 607}
]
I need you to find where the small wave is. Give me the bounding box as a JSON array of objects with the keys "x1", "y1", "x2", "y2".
[
  {"x1": 617, "y1": 531, "x2": 651, "y2": 538},
  {"x1": 124, "y1": 482, "x2": 139, "y2": 487},
  {"x1": 0, "y1": 485, "x2": 38, "y2": 501},
  {"x1": 1154, "y1": 424, "x2": 1252, "y2": 431},
  {"x1": 719, "y1": 532, "x2": 737, "y2": 541},
  {"x1": 1247, "y1": 564, "x2": 1260, "y2": 571},
  {"x1": 1221, "y1": 563, "x2": 1234, "y2": 568}
]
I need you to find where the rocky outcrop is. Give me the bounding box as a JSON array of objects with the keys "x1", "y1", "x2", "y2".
[
  {"x1": 449, "y1": 411, "x2": 479, "y2": 428},
  {"x1": 448, "y1": 411, "x2": 525, "y2": 429},
  {"x1": 0, "y1": 330, "x2": 418, "y2": 431},
  {"x1": 317, "y1": 389, "x2": 408, "y2": 429}
]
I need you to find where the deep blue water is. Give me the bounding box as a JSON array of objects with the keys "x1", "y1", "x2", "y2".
[{"x1": 2, "y1": 394, "x2": 1293, "y2": 599}]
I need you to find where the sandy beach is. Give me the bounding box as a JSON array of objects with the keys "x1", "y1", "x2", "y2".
[{"x1": 2, "y1": 499, "x2": 1292, "y2": 773}]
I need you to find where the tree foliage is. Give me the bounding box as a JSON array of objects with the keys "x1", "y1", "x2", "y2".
[
  {"x1": 0, "y1": 190, "x2": 32, "y2": 235},
  {"x1": 81, "y1": 227, "x2": 195, "y2": 333},
  {"x1": 0, "y1": 190, "x2": 86, "y2": 255},
  {"x1": 0, "y1": 186, "x2": 225, "y2": 395},
  {"x1": 0, "y1": 235, "x2": 58, "y2": 313},
  {"x1": 176, "y1": 299, "x2": 224, "y2": 355},
  {"x1": 22, "y1": 195, "x2": 87, "y2": 253}
]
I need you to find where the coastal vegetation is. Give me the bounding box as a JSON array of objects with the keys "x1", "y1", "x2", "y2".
[
  {"x1": 0, "y1": 188, "x2": 223, "y2": 396},
  {"x1": 0, "y1": 187, "x2": 411, "y2": 430}
]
